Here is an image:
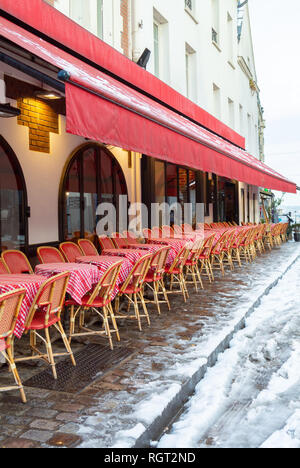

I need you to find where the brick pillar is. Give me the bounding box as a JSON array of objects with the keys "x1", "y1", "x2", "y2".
[{"x1": 120, "y1": 0, "x2": 130, "y2": 58}]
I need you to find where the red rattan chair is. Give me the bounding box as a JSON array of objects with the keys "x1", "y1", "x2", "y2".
[
  {"x1": 185, "y1": 239, "x2": 205, "y2": 292},
  {"x1": 211, "y1": 231, "x2": 230, "y2": 276},
  {"x1": 59, "y1": 242, "x2": 83, "y2": 263},
  {"x1": 142, "y1": 228, "x2": 152, "y2": 239},
  {"x1": 123, "y1": 231, "x2": 140, "y2": 245},
  {"x1": 164, "y1": 247, "x2": 190, "y2": 302},
  {"x1": 65, "y1": 261, "x2": 123, "y2": 350},
  {"x1": 144, "y1": 247, "x2": 171, "y2": 315},
  {"x1": 151, "y1": 227, "x2": 162, "y2": 239},
  {"x1": 161, "y1": 225, "x2": 174, "y2": 238},
  {"x1": 198, "y1": 234, "x2": 216, "y2": 283},
  {"x1": 173, "y1": 225, "x2": 183, "y2": 237},
  {"x1": 78, "y1": 239, "x2": 99, "y2": 256},
  {"x1": 115, "y1": 253, "x2": 153, "y2": 331},
  {"x1": 14, "y1": 272, "x2": 75, "y2": 380},
  {"x1": 98, "y1": 235, "x2": 115, "y2": 250},
  {"x1": 111, "y1": 233, "x2": 129, "y2": 248},
  {"x1": 1, "y1": 250, "x2": 33, "y2": 274},
  {"x1": 37, "y1": 246, "x2": 65, "y2": 264},
  {"x1": 0, "y1": 259, "x2": 8, "y2": 274},
  {"x1": 0, "y1": 288, "x2": 27, "y2": 403}
]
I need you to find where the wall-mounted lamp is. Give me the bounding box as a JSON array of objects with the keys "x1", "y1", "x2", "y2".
[
  {"x1": 34, "y1": 90, "x2": 62, "y2": 100},
  {"x1": 0, "y1": 103, "x2": 21, "y2": 118}
]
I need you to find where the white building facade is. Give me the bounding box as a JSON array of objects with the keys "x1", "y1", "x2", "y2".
[
  {"x1": 1, "y1": 0, "x2": 281, "y2": 259},
  {"x1": 50, "y1": 0, "x2": 265, "y2": 224}
]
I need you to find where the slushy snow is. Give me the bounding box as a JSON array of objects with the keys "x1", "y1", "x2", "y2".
[{"x1": 158, "y1": 257, "x2": 300, "y2": 448}]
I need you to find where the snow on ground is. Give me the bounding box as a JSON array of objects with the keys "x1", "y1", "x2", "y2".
[{"x1": 157, "y1": 257, "x2": 300, "y2": 449}]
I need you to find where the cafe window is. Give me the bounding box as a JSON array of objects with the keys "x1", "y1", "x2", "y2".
[
  {"x1": 0, "y1": 137, "x2": 27, "y2": 252},
  {"x1": 164, "y1": 163, "x2": 197, "y2": 225},
  {"x1": 61, "y1": 144, "x2": 127, "y2": 241}
]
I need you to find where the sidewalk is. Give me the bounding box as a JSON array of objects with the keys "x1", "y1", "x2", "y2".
[{"x1": 0, "y1": 242, "x2": 299, "y2": 448}]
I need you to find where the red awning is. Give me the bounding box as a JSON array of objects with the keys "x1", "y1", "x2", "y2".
[
  {"x1": 0, "y1": 16, "x2": 297, "y2": 194},
  {"x1": 0, "y1": 0, "x2": 245, "y2": 148}
]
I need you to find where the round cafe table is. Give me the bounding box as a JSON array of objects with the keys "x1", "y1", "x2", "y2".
[
  {"x1": 35, "y1": 263, "x2": 101, "y2": 305},
  {"x1": 0, "y1": 274, "x2": 46, "y2": 338}
]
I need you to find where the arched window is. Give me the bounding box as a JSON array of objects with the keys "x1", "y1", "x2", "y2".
[
  {"x1": 0, "y1": 136, "x2": 27, "y2": 252},
  {"x1": 60, "y1": 144, "x2": 128, "y2": 241}
]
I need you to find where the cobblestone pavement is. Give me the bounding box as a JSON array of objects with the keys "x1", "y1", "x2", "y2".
[{"x1": 0, "y1": 242, "x2": 299, "y2": 448}]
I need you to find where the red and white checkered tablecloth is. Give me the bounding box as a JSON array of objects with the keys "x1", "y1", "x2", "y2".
[
  {"x1": 102, "y1": 248, "x2": 149, "y2": 265},
  {"x1": 75, "y1": 256, "x2": 131, "y2": 299},
  {"x1": 125, "y1": 243, "x2": 176, "y2": 266},
  {"x1": 148, "y1": 237, "x2": 187, "y2": 255},
  {"x1": 0, "y1": 274, "x2": 46, "y2": 339},
  {"x1": 35, "y1": 263, "x2": 101, "y2": 305}
]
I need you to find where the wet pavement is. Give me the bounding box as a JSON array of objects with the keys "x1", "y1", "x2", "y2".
[{"x1": 0, "y1": 241, "x2": 299, "y2": 448}]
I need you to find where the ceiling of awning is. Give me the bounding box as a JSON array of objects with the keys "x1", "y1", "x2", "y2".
[{"x1": 0, "y1": 16, "x2": 297, "y2": 194}]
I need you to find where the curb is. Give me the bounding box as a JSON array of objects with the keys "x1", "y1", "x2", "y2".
[{"x1": 133, "y1": 253, "x2": 300, "y2": 448}]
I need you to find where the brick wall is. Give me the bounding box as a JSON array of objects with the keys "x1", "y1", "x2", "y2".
[
  {"x1": 17, "y1": 98, "x2": 59, "y2": 153},
  {"x1": 120, "y1": 0, "x2": 130, "y2": 58}
]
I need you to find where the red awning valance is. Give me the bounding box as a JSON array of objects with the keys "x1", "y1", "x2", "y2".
[{"x1": 0, "y1": 16, "x2": 297, "y2": 194}]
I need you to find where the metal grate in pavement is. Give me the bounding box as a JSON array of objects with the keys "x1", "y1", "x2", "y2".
[{"x1": 23, "y1": 344, "x2": 135, "y2": 394}]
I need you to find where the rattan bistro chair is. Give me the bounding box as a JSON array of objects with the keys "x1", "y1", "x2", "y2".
[
  {"x1": 2, "y1": 250, "x2": 33, "y2": 275},
  {"x1": 198, "y1": 234, "x2": 216, "y2": 283},
  {"x1": 37, "y1": 246, "x2": 65, "y2": 264},
  {"x1": 14, "y1": 272, "x2": 76, "y2": 380},
  {"x1": 164, "y1": 247, "x2": 190, "y2": 302},
  {"x1": 0, "y1": 259, "x2": 9, "y2": 274},
  {"x1": 184, "y1": 239, "x2": 205, "y2": 292},
  {"x1": 78, "y1": 239, "x2": 99, "y2": 256},
  {"x1": 111, "y1": 233, "x2": 129, "y2": 248},
  {"x1": 0, "y1": 289, "x2": 27, "y2": 403},
  {"x1": 210, "y1": 231, "x2": 230, "y2": 276},
  {"x1": 65, "y1": 261, "x2": 123, "y2": 350},
  {"x1": 59, "y1": 242, "x2": 83, "y2": 263},
  {"x1": 143, "y1": 247, "x2": 171, "y2": 315},
  {"x1": 115, "y1": 253, "x2": 153, "y2": 331},
  {"x1": 98, "y1": 235, "x2": 115, "y2": 251}
]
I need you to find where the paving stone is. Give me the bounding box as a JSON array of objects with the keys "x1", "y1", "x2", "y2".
[
  {"x1": 1, "y1": 437, "x2": 40, "y2": 448},
  {"x1": 47, "y1": 433, "x2": 82, "y2": 448},
  {"x1": 21, "y1": 429, "x2": 54, "y2": 443},
  {"x1": 53, "y1": 403, "x2": 84, "y2": 413},
  {"x1": 28, "y1": 408, "x2": 58, "y2": 419},
  {"x1": 30, "y1": 419, "x2": 61, "y2": 431},
  {"x1": 56, "y1": 412, "x2": 82, "y2": 423}
]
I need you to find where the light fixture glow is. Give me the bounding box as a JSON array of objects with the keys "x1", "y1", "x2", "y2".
[{"x1": 34, "y1": 90, "x2": 62, "y2": 100}]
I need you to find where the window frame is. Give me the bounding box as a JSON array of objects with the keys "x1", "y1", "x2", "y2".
[
  {"x1": 59, "y1": 143, "x2": 128, "y2": 241},
  {"x1": 0, "y1": 135, "x2": 28, "y2": 253}
]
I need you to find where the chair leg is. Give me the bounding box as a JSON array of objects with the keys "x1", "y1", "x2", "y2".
[
  {"x1": 160, "y1": 278, "x2": 171, "y2": 310},
  {"x1": 1, "y1": 349, "x2": 27, "y2": 404},
  {"x1": 44, "y1": 328, "x2": 57, "y2": 380},
  {"x1": 108, "y1": 303, "x2": 120, "y2": 342},
  {"x1": 103, "y1": 307, "x2": 113, "y2": 350},
  {"x1": 55, "y1": 321, "x2": 76, "y2": 367},
  {"x1": 133, "y1": 293, "x2": 142, "y2": 331},
  {"x1": 139, "y1": 292, "x2": 151, "y2": 326}
]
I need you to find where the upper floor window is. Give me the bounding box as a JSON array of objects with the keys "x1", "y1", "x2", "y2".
[
  {"x1": 53, "y1": 0, "x2": 103, "y2": 39},
  {"x1": 185, "y1": 0, "x2": 193, "y2": 12},
  {"x1": 153, "y1": 9, "x2": 170, "y2": 83},
  {"x1": 227, "y1": 12, "x2": 234, "y2": 65},
  {"x1": 211, "y1": 0, "x2": 220, "y2": 46},
  {"x1": 185, "y1": 43, "x2": 197, "y2": 102}
]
